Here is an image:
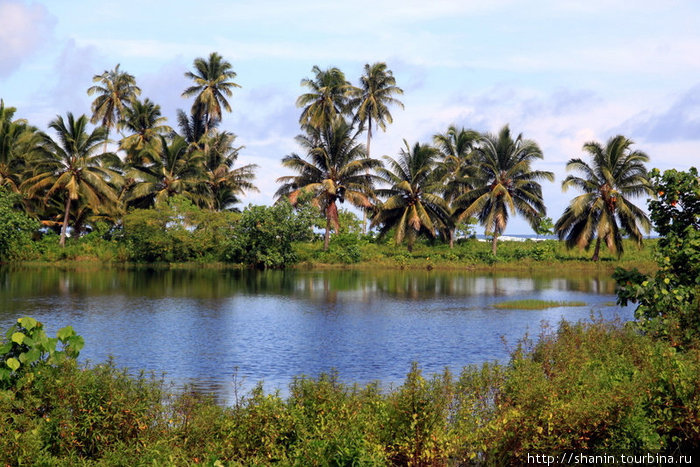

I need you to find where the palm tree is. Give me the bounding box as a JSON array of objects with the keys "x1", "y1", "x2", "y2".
[
  {"x1": 276, "y1": 117, "x2": 380, "y2": 250},
  {"x1": 372, "y1": 141, "x2": 450, "y2": 251},
  {"x1": 87, "y1": 64, "x2": 141, "y2": 151},
  {"x1": 432, "y1": 125, "x2": 480, "y2": 247},
  {"x1": 119, "y1": 98, "x2": 172, "y2": 163},
  {"x1": 296, "y1": 66, "x2": 356, "y2": 131},
  {"x1": 456, "y1": 125, "x2": 554, "y2": 255},
  {"x1": 201, "y1": 131, "x2": 258, "y2": 211},
  {"x1": 555, "y1": 135, "x2": 653, "y2": 260},
  {"x1": 182, "y1": 52, "x2": 240, "y2": 136},
  {"x1": 21, "y1": 113, "x2": 120, "y2": 247},
  {"x1": 176, "y1": 107, "x2": 212, "y2": 150},
  {"x1": 350, "y1": 62, "x2": 404, "y2": 232},
  {"x1": 1, "y1": 100, "x2": 40, "y2": 193},
  {"x1": 125, "y1": 135, "x2": 206, "y2": 208}
]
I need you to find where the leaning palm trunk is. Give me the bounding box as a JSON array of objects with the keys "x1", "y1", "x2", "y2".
[
  {"x1": 492, "y1": 233, "x2": 498, "y2": 255},
  {"x1": 324, "y1": 202, "x2": 338, "y2": 251},
  {"x1": 60, "y1": 197, "x2": 71, "y2": 248},
  {"x1": 592, "y1": 237, "x2": 601, "y2": 261},
  {"x1": 362, "y1": 130, "x2": 371, "y2": 234},
  {"x1": 324, "y1": 216, "x2": 331, "y2": 251}
]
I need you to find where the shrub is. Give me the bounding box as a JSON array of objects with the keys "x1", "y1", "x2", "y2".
[
  {"x1": 122, "y1": 196, "x2": 237, "y2": 262},
  {"x1": 0, "y1": 188, "x2": 38, "y2": 262},
  {"x1": 615, "y1": 167, "x2": 700, "y2": 347},
  {"x1": 222, "y1": 200, "x2": 315, "y2": 268}
]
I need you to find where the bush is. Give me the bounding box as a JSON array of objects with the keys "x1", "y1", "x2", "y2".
[
  {"x1": 122, "y1": 196, "x2": 237, "y2": 262},
  {"x1": 615, "y1": 167, "x2": 700, "y2": 348},
  {"x1": 222, "y1": 200, "x2": 315, "y2": 268},
  {"x1": 0, "y1": 188, "x2": 38, "y2": 262}
]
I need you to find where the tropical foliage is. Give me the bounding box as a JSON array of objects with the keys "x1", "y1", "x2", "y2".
[
  {"x1": 1, "y1": 100, "x2": 39, "y2": 193},
  {"x1": 556, "y1": 135, "x2": 653, "y2": 260},
  {"x1": 372, "y1": 141, "x2": 450, "y2": 251},
  {"x1": 0, "y1": 54, "x2": 679, "y2": 262},
  {"x1": 87, "y1": 64, "x2": 141, "y2": 150},
  {"x1": 182, "y1": 52, "x2": 240, "y2": 134},
  {"x1": 455, "y1": 125, "x2": 554, "y2": 254},
  {"x1": 21, "y1": 113, "x2": 120, "y2": 247},
  {"x1": 351, "y1": 62, "x2": 404, "y2": 232},
  {"x1": 297, "y1": 66, "x2": 355, "y2": 130},
  {"x1": 615, "y1": 167, "x2": 700, "y2": 347},
  {"x1": 276, "y1": 118, "x2": 380, "y2": 250}
]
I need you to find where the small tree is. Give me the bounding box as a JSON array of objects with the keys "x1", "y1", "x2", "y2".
[
  {"x1": 0, "y1": 188, "x2": 38, "y2": 262},
  {"x1": 223, "y1": 200, "x2": 315, "y2": 268},
  {"x1": 534, "y1": 216, "x2": 554, "y2": 237},
  {"x1": 615, "y1": 167, "x2": 700, "y2": 348}
]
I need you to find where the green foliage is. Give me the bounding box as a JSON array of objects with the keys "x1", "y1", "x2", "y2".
[
  {"x1": 222, "y1": 200, "x2": 315, "y2": 268},
  {"x1": 534, "y1": 216, "x2": 554, "y2": 236},
  {"x1": 468, "y1": 320, "x2": 700, "y2": 462},
  {"x1": 382, "y1": 363, "x2": 454, "y2": 465},
  {"x1": 615, "y1": 167, "x2": 700, "y2": 348},
  {"x1": 1, "y1": 318, "x2": 699, "y2": 463},
  {"x1": 0, "y1": 188, "x2": 38, "y2": 262},
  {"x1": 122, "y1": 196, "x2": 237, "y2": 262},
  {"x1": 0, "y1": 317, "x2": 83, "y2": 388}
]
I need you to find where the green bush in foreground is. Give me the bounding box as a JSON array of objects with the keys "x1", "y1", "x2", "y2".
[
  {"x1": 2, "y1": 317, "x2": 699, "y2": 465},
  {"x1": 615, "y1": 167, "x2": 700, "y2": 348}
]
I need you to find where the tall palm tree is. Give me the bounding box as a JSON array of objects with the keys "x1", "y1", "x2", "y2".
[
  {"x1": 125, "y1": 135, "x2": 206, "y2": 208},
  {"x1": 1, "y1": 100, "x2": 40, "y2": 193},
  {"x1": 119, "y1": 97, "x2": 172, "y2": 163},
  {"x1": 201, "y1": 131, "x2": 258, "y2": 211},
  {"x1": 351, "y1": 62, "x2": 404, "y2": 159},
  {"x1": 372, "y1": 141, "x2": 450, "y2": 251},
  {"x1": 555, "y1": 135, "x2": 653, "y2": 260},
  {"x1": 350, "y1": 62, "x2": 404, "y2": 232},
  {"x1": 182, "y1": 52, "x2": 240, "y2": 136},
  {"x1": 87, "y1": 64, "x2": 141, "y2": 151},
  {"x1": 432, "y1": 125, "x2": 480, "y2": 247},
  {"x1": 456, "y1": 125, "x2": 554, "y2": 255},
  {"x1": 276, "y1": 117, "x2": 380, "y2": 250},
  {"x1": 296, "y1": 66, "x2": 356, "y2": 131},
  {"x1": 21, "y1": 113, "x2": 120, "y2": 247}
]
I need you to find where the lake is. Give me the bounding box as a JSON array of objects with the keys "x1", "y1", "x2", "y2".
[{"x1": 0, "y1": 266, "x2": 633, "y2": 404}]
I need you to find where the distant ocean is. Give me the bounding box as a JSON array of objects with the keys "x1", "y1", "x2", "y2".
[{"x1": 473, "y1": 234, "x2": 658, "y2": 241}]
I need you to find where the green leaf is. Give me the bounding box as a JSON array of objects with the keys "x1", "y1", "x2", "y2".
[
  {"x1": 17, "y1": 317, "x2": 39, "y2": 331},
  {"x1": 6, "y1": 358, "x2": 20, "y2": 372},
  {"x1": 56, "y1": 326, "x2": 75, "y2": 342},
  {"x1": 67, "y1": 335, "x2": 85, "y2": 355},
  {"x1": 11, "y1": 332, "x2": 25, "y2": 345},
  {"x1": 23, "y1": 348, "x2": 41, "y2": 365}
]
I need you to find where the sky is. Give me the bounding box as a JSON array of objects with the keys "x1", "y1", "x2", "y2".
[{"x1": 1, "y1": 0, "x2": 699, "y2": 234}]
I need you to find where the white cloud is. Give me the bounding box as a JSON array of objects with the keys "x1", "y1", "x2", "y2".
[{"x1": 0, "y1": 0, "x2": 55, "y2": 77}]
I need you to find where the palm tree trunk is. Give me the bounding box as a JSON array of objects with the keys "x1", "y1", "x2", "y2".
[
  {"x1": 60, "y1": 196, "x2": 71, "y2": 247},
  {"x1": 324, "y1": 216, "x2": 331, "y2": 251},
  {"x1": 103, "y1": 128, "x2": 110, "y2": 154},
  {"x1": 362, "y1": 123, "x2": 372, "y2": 235},
  {"x1": 449, "y1": 228, "x2": 455, "y2": 249},
  {"x1": 491, "y1": 233, "x2": 498, "y2": 255},
  {"x1": 592, "y1": 237, "x2": 601, "y2": 261}
]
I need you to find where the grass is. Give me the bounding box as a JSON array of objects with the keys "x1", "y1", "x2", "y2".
[{"x1": 493, "y1": 299, "x2": 588, "y2": 309}]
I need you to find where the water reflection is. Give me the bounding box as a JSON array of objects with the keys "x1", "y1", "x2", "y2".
[{"x1": 0, "y1": 266, "x2": 632, "y2": 403}]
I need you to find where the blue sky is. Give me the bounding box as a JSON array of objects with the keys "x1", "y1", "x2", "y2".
[{"x1": 1, "y1": 0, "x2": 698, "y2": 234}]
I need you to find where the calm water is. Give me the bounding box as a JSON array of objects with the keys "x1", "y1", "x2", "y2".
[{"x1": 0, "y1": 266, "x2": 633, "y2": 403}]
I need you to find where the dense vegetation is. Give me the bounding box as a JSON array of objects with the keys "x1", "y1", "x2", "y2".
[
  {"x1": 1, "y1": 167, "x2": 697, "y2": 464},
  {"x1": 1, "y1": 53, "x2": 658, "y2": 266}
]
